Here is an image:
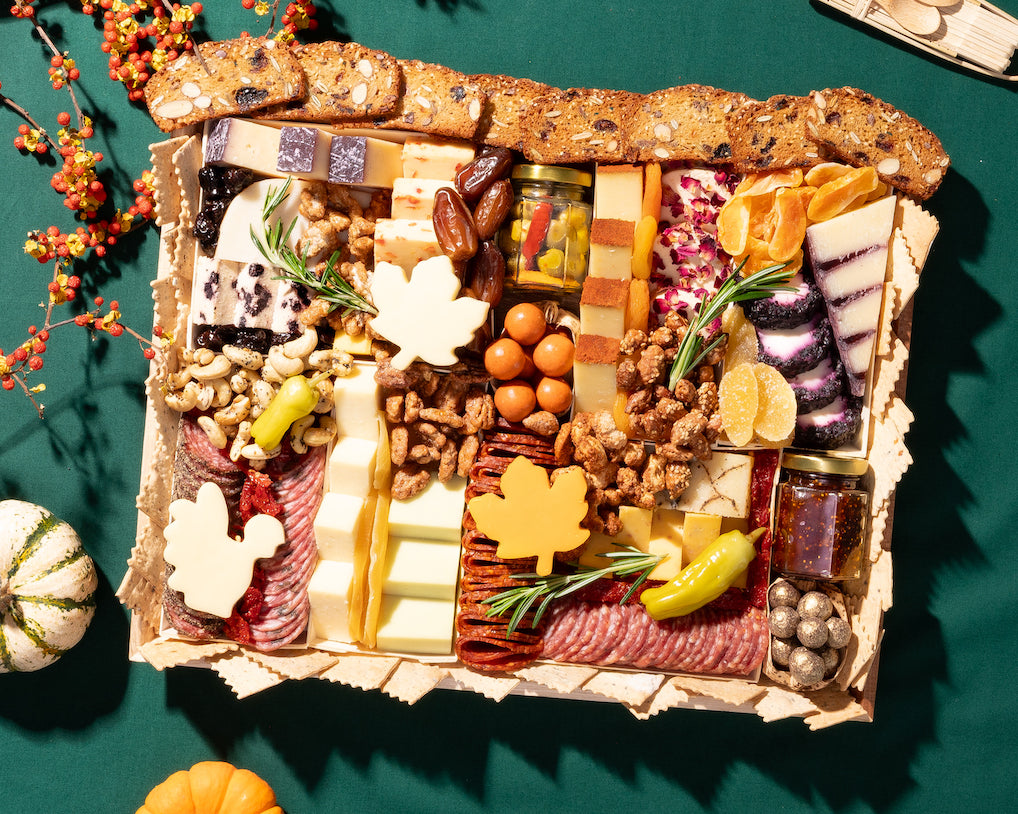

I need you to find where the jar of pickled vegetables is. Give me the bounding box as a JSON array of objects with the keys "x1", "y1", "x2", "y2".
[
  {"x1": 499, "y1": 164, "x2": 592, "y2": 296},
  {"x1": 773, "y1": 453, "x2": 870, "y2": 581}
]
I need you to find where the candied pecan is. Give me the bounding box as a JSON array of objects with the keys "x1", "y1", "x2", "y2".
[
  {"x1": 415, "y1": 421, "x2": 447, "y2": 448},
  {"x1": 601, "y1": 487, "x2": 624, "y2": 507},
  {"x1": 553, "y1": 423, "x2": 574, "y2": 465},
  {"x1": 632, "y1": 411, "x2": 669, "y2": 441},
  {"x1": 348, "y1": 237, "x2": 375, "y2": 264},
  {"x1": 327, "y1": 210, "x2": 353, "y2": 233},
  {"x1": 590, "y1": 411, "x2": 627, "y2": 452},
  {"x1": 340, "y1": 260, "x2": 371, "y2": 299},
  {"x1": 446, "y1": 361, "x2": 493, "y2": 386},
  {"x1": 523, "y1": 410, "x2": 559, "y2": 436},
  {"x1": 648, "y1": 326, "x2": 675, "y2": 348},
  {"x1": 625, "y1": 388, "x2": 652, "y2": 415},
  {"x1": 419, "y1": 406, "x2": 465, "y2": 430},
  {"x1": 656, "y1": 442, "x2": 695, "y2": 462},
  {"x1": 574, "y1": 434, "x2": 608, "y2": 472},
  {"x1": 299, "y1": 182, "x2": 328, "y2": 221},
  {"x1": 637, "y1": 344, "x2": 667, "y2": 385},
  {"x1": 327, "y1": 184, "x2": 363, "y2": 216},
  {"x1": 697, "y1": 363, "x2": 716, "y2": 384},
  {"x1": 348, "y1": 214, "x2": 376, "y2": 241},
  {"x1": 616, "y1": 465, "x2": 642, "y2": 496},
  {"x1": 697, "y1": 381, "x2": 719, "y2": 416},
  {"x1": 392, "y1": 464, "x2": 431, "y2": 500},
  {"x1": 570, "y1": 411, "x2": 593, "y2": 441},
  {"x1": 384, "y1": 393, "x2": 405, "y2": 423},
  {"x1": 642, "y1": 453, "x2": 666, "y2": 493},
  {"x1": 339, "y1": 311, "x2": 368, "y2": 338},
  {"x1": 463, "y1": 389, "x2": 495, "y2": 434},
  {"x1": 663, "y1": 309, "x2": 688, "y2": 332},
  {"x1": 390, "y1": 424, "x2": 409, "y2": 466},
  {"x1": 671, "y1": 409, "x2": 708, "y2": 445},
  {"x1": 300, "y1": 219, "x2": 341, "y2": 258},
  {"x1": 600, "y1": 509, "x2": 623, "y2": 537},
  {"x1": 616, "y1": 359, "x2": 639, "y2": 390},
  {"x1": 584, "y1": 460, "x2": 618, "y2": 492},
  {"x1": 631, "y1": 487, "x2": 657, "y2": 510},
  {"x1": 409, "y1": 443, "x2": 441, "y2": 464},
  {"x1": 433, "y1": 375, "x2": 470, "y2": 412},
  {"x1": 439, "y1": 438, "x2": 458, "y2": 482},
  {"x1": 673, "y1": 377, "x2": 697, "y2": 405},
  {"x1": 620, "y1": 329, "x2": 648, "y2": 356},
  {"x1": 704, "y1": 340, "x2": 727, "y2": 366},
  {"x1": 621, "y1": 440, "x2": 647, "y2": 468},
  {"x1": 299, "y1": 297, "x2": 331, "y2": 328},
  {"x1": 705, "y1": 411, "x2": 723, "y2": 441},
  {"x1": 365, "y1": 188, "x2": 391, "y2": 221},
  {"x1": 689, "y1": 433, "x2": 713, "y2": 461},
  {"x1": 402, "y1": 390, "x2": 423, "y2": 423},
  {"x1": 656, "y1": 397, "x2": 687, "y2": 423},
  {"x1": 665, "y1": 461, "x2": 692, "y2": 499},
  {"x1": 457, "y1": 434, "x2": 480, "y2": 477}
]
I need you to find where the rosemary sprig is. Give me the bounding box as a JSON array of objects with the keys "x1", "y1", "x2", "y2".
[
  {"x1": 250, "y1": 178, "x2": 377, "y2": 317},
  {"x1": 483, "y1": 545, "x2": 664, "y2": 636},
  {"x1": 667, "y1": 260, "x2": 793, "y2": 390}
]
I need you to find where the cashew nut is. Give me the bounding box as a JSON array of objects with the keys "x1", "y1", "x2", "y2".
[
  {"x1": 309, "y1": 348, "x2": 354, "y2": 376},
  {"x1": 163, "y1": 380, "x2": 200, "y2": 412},
  {"x1": 230, "y1": 368, "x2": 258, "y2": 394},
  {"x1": 282, "y1": 326, "x2": 318, "y2": 360},
  {"x1": 213, "y1": 394, "x2": 251, "y2": 426},
  {"x1": 303, "y1": 416, "x2": 337, "y2": 447},
  {"x1": 249, "y1": 379, "x2": 276, "y2": 419},
  {"x1": 195, "y1": 347, "x2": 215, "y2": 366},
  {"x1": 241, "y1": 442, "x2": 280, "y2": 461},
  {"x1": 165, "y1": 368, "x2": 192, "y2": 390},
  {"x1": 210, "y1": 377, "x2": 233, "y2": 408},
  {"x1": 197, "y1": 415, "x2": 228, "y2": 449},
  {"x1": 223, "y1": 344, "x2": 264, "y2": 371},
  {"x1": 260, "y1": 359, "x2": 287, "y2": 384},
  {"x1": 267, "y1": 345, "x2": 304, "y2": 377},
  {"x1": 196, "y1": 382, "x2": 216, "y2": 412},
  {"x1": 189, "y1": 354, "x2": 232, "y2": 381},
  {"x1": 312, "y1": 377, "x2": 334, "y2": 414},
  {"x1": 289, "y1": 414, "x2": 315, "y2": 455},
  {"x1": 229, "y1": 420, "x2": 252, "y2": 462}
]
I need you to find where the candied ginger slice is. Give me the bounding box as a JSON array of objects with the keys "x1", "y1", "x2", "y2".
[
  {"x1": 752, "y1": 363, "x2": 797, "y2": 443},
  {"x1": 719, "y1": 363, "x2": 759, "y2": 447}
]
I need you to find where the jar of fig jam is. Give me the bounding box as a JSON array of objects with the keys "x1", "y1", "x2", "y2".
[
  {"x1": 773, "y1": 453, "x2": 870, "y2": 581},
  {"x1": 499, "y1": 164, "x2": 592, "y2": 296}
]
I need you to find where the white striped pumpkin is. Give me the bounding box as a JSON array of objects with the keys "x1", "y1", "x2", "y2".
[{"x1": 0, "y1": 500, "x2": 97, "y2": 672}]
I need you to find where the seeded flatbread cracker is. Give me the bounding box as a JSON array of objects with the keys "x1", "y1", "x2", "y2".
[
  {"x1": 805, "y1": 87, "x2": 950, "y2": 200},
  {"x1": 254, "y1": 41, "x2": 401, "y2": 122},
  {"x1": 146, "y1": 37, "x2": 306, "y2": 132},
  {"x1": 727, "y1": 94, "x2": 824, "y2": 172},
  {"x1": 471, "y1": 73, "x2": 555, "y2": 151},
  {"x1": 374, "y1": 59, "x2": 486, "y2": 140},
  {"x1": 521, "y1": 87, "x2": 640, "y2": 164}
]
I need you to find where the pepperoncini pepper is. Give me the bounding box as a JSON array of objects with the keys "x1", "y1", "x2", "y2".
[
  {"x1": 250, "y1": 371, "x2": 330, "y2": 451},
  {"x1": 640, "y1": 528, "x2": 764, "y2": 620}
]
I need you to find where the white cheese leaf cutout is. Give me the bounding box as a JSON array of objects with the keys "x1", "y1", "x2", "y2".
[
  {"x1": 369, "y1": 256, "x2": 490, "y2": 370},
  {"x1": 164, "y1": 482, "x2": 285, "y2": 618}
]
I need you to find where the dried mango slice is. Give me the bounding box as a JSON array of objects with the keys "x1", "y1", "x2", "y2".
[
  {"x1": 734, "y1": 168, "x2": 804, "y2": 197},
  {"x1": 767, "y1": 187, "x2": 808, "y2": 263},
  {"x1": 718, "y1": 363, "x2": 759, "y2": 447},
  {"x1": 717, "y1": 195, "x2": 752, "y2": 256},
  {"x1": 752, "y1": 362, "x2": 796, "y2": 443},
  {"x1": 805, "y1": 162, "x2": 854, "y2": 188},
  {"x1": 807, "y1": 166, "x2": 879, "y2": 222}
]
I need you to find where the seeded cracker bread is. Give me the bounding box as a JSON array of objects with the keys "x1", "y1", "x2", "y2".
[
  {"x1": 805, "y1": 87, "x2": 950, "y2": 200},
  {"x1": 145, "y1": 37, "x2": 306, "y2": 132},
  {"x1": 627, "y1": 84, "x2": 752, "y2": 164},
  {"x1": 727, "y1": 94, "x2": 824, "y2": 172},
  {"x1": 521, "y1": 87, "x2": 640, "y2": 164},
  {"x1": 471, "y1": 73, "x2": 556, "y2": 152},
  {"x1": 253, "y1": 41, "x2": 401, "y2": 122},
  {"x1": 373, "y1": 59, "x2": 486, "y2": 140}
]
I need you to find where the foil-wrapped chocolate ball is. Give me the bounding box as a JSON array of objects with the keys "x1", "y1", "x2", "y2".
[
  {"x1": 796, "y1": 617, "x2": 829, "y2": 649},
  {"x1": 819, "y1": 646, "x2": 841, "y2": 676},
  {"x1": 798, "y1": 590, "x2": 833, "y2": 620},
  {"x1": 768, "y1": 579, "x2": 801, "y2": 609},
  {"x1": 789, "y1": 647, "x2": 826, "y2": 685},
  {"x1": 771, "y1": 636, "x2": 796, "y2": 667},
  {"x1": 826, "y1": 616, "x2": 852, "y2": 649},
  {"x1": 769, "y1": 606, "x2": 799, "y2": 638}
]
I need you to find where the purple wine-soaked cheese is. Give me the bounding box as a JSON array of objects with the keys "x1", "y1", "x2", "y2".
[
  {"x1": 794, "y1": 394, "x2": 863, "y2": 450},
  {"x1": 743, "y1": 269, "x2": 823, "y2": 329},
  {"x1": 787, "y1": 354, "x2": 845, "y2": 414},
  {"x1": 755, "y1": 314, "x2": 833, "y2": 377}
]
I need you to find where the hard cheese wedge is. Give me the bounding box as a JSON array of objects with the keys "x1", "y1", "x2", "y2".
[{"x1": 806, "y1": 195, "x2": 896, "y2": 397}]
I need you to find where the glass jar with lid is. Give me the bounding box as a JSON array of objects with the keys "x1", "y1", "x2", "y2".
[
  {"x1": 498, "y1": 164, "x2": 592, "y2": 296},
  {"x1": 773, "y1": 453, "x2": 870, "y2": 581}
]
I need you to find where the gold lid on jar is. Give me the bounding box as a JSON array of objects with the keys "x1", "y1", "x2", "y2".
[
  {"x1": 511, "y1": 164, "x2": 592, "y2": 187},
  {"x1": 782, "y1": 453, "x2": 869, "y2": 478}
]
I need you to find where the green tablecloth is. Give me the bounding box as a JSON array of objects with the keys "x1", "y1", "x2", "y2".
[{"x1": 1, "y1": 2, "x2": 1016, "y2": 811}]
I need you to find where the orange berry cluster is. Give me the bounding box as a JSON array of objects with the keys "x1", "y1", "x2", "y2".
[{"x1": 241, "y1": 1, "x2": 318, "y2": 42}]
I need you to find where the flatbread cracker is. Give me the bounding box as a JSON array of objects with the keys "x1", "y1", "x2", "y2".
[
  {"x1": 446, "y1": 666, "x2": 521, "y2": 701},
  {"x1": 319, "y1": 654, "x2": 400, "y2": 690},
  {"x1": 582, "y1": 669, "x2": 665, "y2": 707},
  {"x1": 249, "y1": 649, "x2": 339, "y2": 681},
  {"x1": 516, "y1": 662, "x2": 599, "y2": 695},
  {"x1": 381, "y1": 660, "x2": 448, "y2": 704},
  {"x1": 149, "y1": 136, "x2": 190, "y2": 224},
  {"x1": 896, "y1": 197, "x2": 939, "y2": 269},
  {"x1": 212, "y1": 651, "x2": 286, "y2": 698}
]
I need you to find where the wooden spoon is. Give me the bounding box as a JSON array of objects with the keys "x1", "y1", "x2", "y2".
[
  {"x1": 914, "y1": 0, "x2": 960, "y2": 7},
  {"x1": 882, "y1": 0, "x2": 943, "y2": 35}
]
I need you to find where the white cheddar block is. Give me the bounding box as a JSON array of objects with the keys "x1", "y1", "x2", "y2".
[
  {"x1": 382, "y1": 536, "x2": 461, "y2": 600},
  {"x1": 314, "y1": 492, "x2": 368, "y2": 561},
  {"x1": 572, "y1": 360, "x2": 618, "y2": 415},
  {"x1": 580, "y1": 303, "x2": 626, "y2": 339},
  {"x1": 578, "y1": 506, "x2": 653, "y2": 569},
  {"x1": 372, "y1": 218, "x2": 443, "y2": 273},
  {"x1": 375, "y1": 595, "x2": 456, "y2": 654},
  {"x1": 593, "y1": 164, "x2": 644, "y2": 221},
  {"x1": 587, "y1": 242, "x2": 633, "y2": 280},
  {"x1": 386, "y1": 475, "x2": 466, "y2": 541},
  {"x1": 671, "y1": 452, "x2": 753, "y2": 518},
  {"x1": 401, "y1": 135, "x2": 476, "y2": 180},
  {"x1": 307, "y1": 559, "x2": 356, "y2": 643},
  {"x1": 333, "y1": 363, "x2": 381, "y2": 441},
  {"x1": 390, "y1": 177, "x2": 451, "y2": 219},
  {"x1": 214, "y1": 178, "x2": 310, "y2": 265},
  {"x1": 328, "y1": 436, "x2": 379, "y2": 498}
]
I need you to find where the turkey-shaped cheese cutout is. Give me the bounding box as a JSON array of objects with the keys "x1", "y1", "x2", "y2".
[
  {"x1": 467, "y1": 456, "x2": 589, "y2": 576},
  {"x1": 164, "y1": 482, "x2": 285, "y2": 618},
  {"x1": 369, "y1": 255, "x2": 490, "y2": 370}
]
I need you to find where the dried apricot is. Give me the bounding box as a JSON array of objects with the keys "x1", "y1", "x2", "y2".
[
  {"x1": 718, "y1": 363, "x2": 759, "y2": 447},
  {"x1": 643, "y1": 163, "x2": 663, "y2": 219},
  {"x1": 734, "y1": 168, "x2": 804, "y2": 197},
  {"x1": 631, "y1": 214, "x2": 657, "y2": 280},
  {"x1": 752, "y1": 362, "x2": 796, "y2": 443},
  {"x1": 626, "y1": 277, "x2": 650, "y2": 334}
]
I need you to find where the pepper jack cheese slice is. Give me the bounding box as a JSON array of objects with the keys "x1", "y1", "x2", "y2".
[
  {"x1": 390, "y1": 177, "x2": 451, "y2": 219},
  {"x1": 807, "y1": 195, "x2": 896, "y2": 397},
  {"x1": 372, "y1": 218, "x2": 443, "y2": 272},
  {"x1": 400, "y1": 135, "x2": 476, "y2": 180}
]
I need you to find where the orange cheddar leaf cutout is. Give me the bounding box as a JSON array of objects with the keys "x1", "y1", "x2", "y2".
[{"x1": 467, "y1": 456, "x2": 589, "y2": 576}]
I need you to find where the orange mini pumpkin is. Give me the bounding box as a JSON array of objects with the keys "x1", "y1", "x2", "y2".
[{"x1": 137, "y1": 761, "x2": 283, "y2": 814}]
